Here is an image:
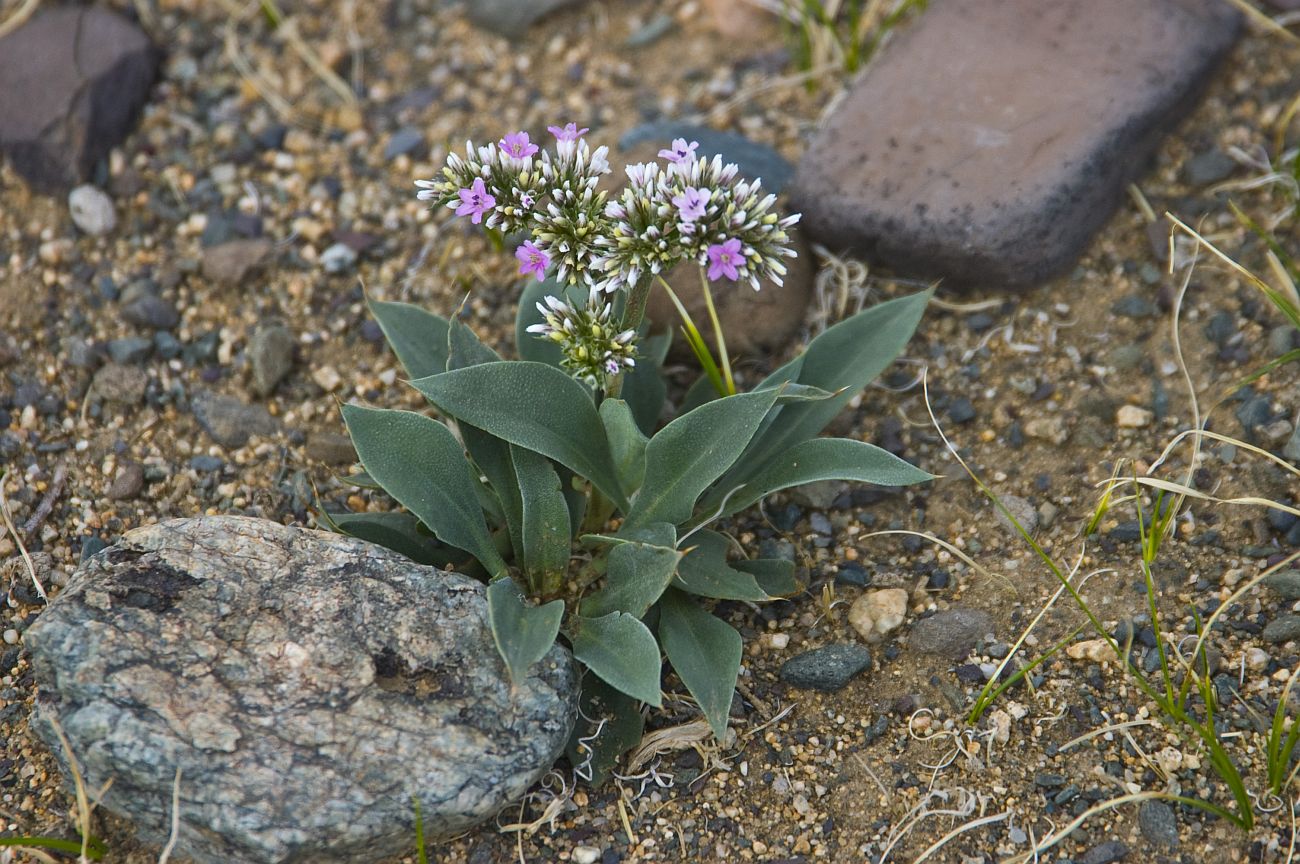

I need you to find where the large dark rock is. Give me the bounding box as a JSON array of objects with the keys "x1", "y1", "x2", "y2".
[
  {"x1": 0, "y1": 6, "x2": 159, "y2": 193},
  {"x1": 26, "y1": 516, "x2": 578, "y2": 864},
  {"x1": 789, "y1": 0, "x2": 1241, "y2": 289}
]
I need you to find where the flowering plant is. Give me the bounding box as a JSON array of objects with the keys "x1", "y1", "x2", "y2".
[{"x1": 332, "y1": 126, "x2": 931, "y2": 781}]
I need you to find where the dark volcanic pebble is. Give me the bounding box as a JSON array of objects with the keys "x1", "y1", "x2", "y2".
[
  {"x1": 779, "y1": 644, "x2": 872, "y2": 692},
  {"x1": 1138, "y1": 800, "x2": 1178, "y2": 847}
]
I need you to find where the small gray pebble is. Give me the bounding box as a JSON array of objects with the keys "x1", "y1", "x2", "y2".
[
  {"x1": 1264, "y1": 614, "x2": 1300, "y2": 644},
  {"x1": 1138, "y1": 800, "x2": 1178, "y2": 847},
  {"x1": 320, "y1": 243, "x2": 358, "y2": 274},
  {"x1": 1079, "y1": 839, "x2": 1129, "y2": 864}
]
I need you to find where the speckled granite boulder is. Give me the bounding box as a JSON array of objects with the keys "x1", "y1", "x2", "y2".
[{"x1": 26, "y1": 516, "x2": 577, "y2": 864}]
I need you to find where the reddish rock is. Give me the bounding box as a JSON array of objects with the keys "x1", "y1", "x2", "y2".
[
  {"x1": 0, "y1": 6, "x2": 159, "y2": 194},
  {"x1": 202, "y1": 239, "x2": 274, "y2": 286},
  {"x1": 789, "y1": 0, "x2": 1241, "y2": 289}
]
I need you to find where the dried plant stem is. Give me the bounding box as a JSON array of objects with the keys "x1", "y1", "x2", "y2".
[
  {"x1": 22, "y1": 456, "x2": 67, "y2": 540},
  {"x1": 0, "y1": 470, "x2": 47, "y2": 603},
  {"x1": 0, "y1": 0, "x2": 39, "y2": 39}
]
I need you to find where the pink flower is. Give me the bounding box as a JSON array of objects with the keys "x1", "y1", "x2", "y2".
[
  {"x1": 706, "y1": 238, "x2": 743, "y2": 282},
  {"x1": 499, "y1": 131, "x2": 539, "y2": 159},
  {"x1": 547, "y1": 123, "x2": 589, "y2": 142},
  {"x1": 658, "y1": 138, "x2": 698, "y2": 164},
  {"x1": 455, "y1": 177, "x2": 495, "y2": 224},
  {"x1": 515, "y1": 240, "x2": 550, "y2": 280},
  {"x1": 672, "y1": 187, "x2": 711, "y2": 223}
]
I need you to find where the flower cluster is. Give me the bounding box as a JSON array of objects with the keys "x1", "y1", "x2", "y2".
[
  {"x1": 595, "y1": 139, "x2": 801, "y2": 293},
  {"x1": 526, "y1": 288, "x2": 637, "y2": 388},
  {"x1": 415, "y1": 128, "x2": 610, "y2": 249},
  {"x1": 415, "y1": 128, "x2": 801, "y2": 389}
]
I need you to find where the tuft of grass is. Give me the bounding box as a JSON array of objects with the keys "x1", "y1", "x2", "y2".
[{"x1": 777, "y1": 0, "x2": 928, "y2": 83}]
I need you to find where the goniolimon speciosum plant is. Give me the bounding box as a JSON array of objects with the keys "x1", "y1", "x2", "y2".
[{"x1": 330, "y1": 125, "x2": 932, "y2": 779}]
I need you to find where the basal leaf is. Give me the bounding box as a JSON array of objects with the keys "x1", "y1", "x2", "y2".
[
  {"x1": 512, "y1": 447, "x2": 572, "y2": 592},
  {"x1": 673, "y1": 530, "x2": 768, "y2": 601},
  {"x1": 442, "y1": 324, "x2": 521, "y2": 552},
  {"x1": 718, "y1": 437, "x2": 932, "y2": 517},
  {"x1": 411, "y1": 362, "x2": 628, "y2": 510},
  {"x1": 580, "y1": 535, "x2": 681, "y2": 619},
  {"x1": 722, "y1": 290, "x2": 931, "y2": 486},
  {"x1": 487, "y1": 578, "x2": 564, "y2": 684},
  {"x1": 624, "y1": 388, "x2": 779, "y2": 530},
  {"x1": 734, "y1": 558, "x2": 800, "y2": 597},
  {"x1": 320, "y1": 509, "x2": 460, "y2": 568},
  {"x1": 658, "y1": 588, "x2": 742, "y2": 739},
  {"x1": 621, "y1": 332, "x2": 670, "y2": 434},
  {"x1": 678, "y1": 373, "x2": 719, "y2": 415},
  {"x1": 582, "y1": 522, "x2": 676, "y2": 550},
  {"x1": 447, "y1": 315, "x2": 501, "y2": 370},
  {"x1": 569, "y1": 612, "x2": 663, "y2": 706},
  {"x1": 367, "y1": 298, "x2": 451, "y2": 379},
  {"x1": 599, "y1": 398, "x2": 648, "y2": 493},
  {"x1": 566, "y1": 675, "x2": 644, "y2": 786},
  {"x1": 341, "y1": 404, "x2": 507, "y2": 577}
]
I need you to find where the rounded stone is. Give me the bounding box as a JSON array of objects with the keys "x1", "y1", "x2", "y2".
[
  {"x1": 908, "y1": 607, "x2": 994, "y2": 661},
  {"x1": 248, "y1": 324, "x2": 296, "y2": 396},
  {"x1": 68, "y1": 185, "x2": 117, "y2": 236},
  {"x1": 25, "y1": 516, "x2": 578, "y2": 864},
  {"x1": 848, "y1": 588, "x2": 909, "y2": 641}
]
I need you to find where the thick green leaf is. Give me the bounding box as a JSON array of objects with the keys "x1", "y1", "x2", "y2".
[
  {"x1": 770, "y1": 382, "x2": 838, "y2": 403},
  {"x1": 487, "y1": 578, "x2": 564, "y2": 684},
  {"x1": 447, "y1": 315, "x2": 501, "y2": 370},
  {"x1": 658, "y1": 588, "x2": 742, "y2": 739},
  {"x1": 512, "y1": 447, "x2": 572, "y2": 590},
  {"x1": 320, "y1": 509, "x2": 460, "y2": 567},
  {"x1": 441, "y1": 321, "x2": 521, "y2": 547},
  {"x1": 674, "y1": 530, "x2": 768, "y2": 601},
  {"x1": 569, "y1": 612, "x2": 663, "y2": 706},
  {"x1": 600, "y1": 399, "x2": 648, "y2": 493},
  {"x1": 678, "y1": 373, "x2": 718, "y2": 414},
  {"x1": 582, "y1": 522, "x2": 676, "y2": 550},
  {"x1": 516, "y1": 278, "x2": 582, "y2": 366},
  {"x1": 621, "y1": 332, "x2": 670, "y2": 434},
  {"x1": 558, "y1": 466, "x2": 588, "y2": 538},
  {"x1": 722, "y1": 290, "x2": 931, "y2": 486},
  {"x1": 735, "y1": 558, "x2": 800, "y2": 597},
  {"x1": 566, "y1": 675, "x2": 644, "y2": 786},
  {"x1": 718, "y1": 438, "x2": 932, "y2": 517},
  {"x1": 581, "y1": 535, "x2": 681, "y2": 619},
  {"x1": 624, "y1": 388, "x2": 779, "y2": 529},
  {"x1": 341, "y1": 404, "x2": 507, "y2": 577},
  {"x1": 367, "y1": 298, "x2": 451, "y2": 379},
  {"x1": 411, "y1": 362, "x2": 629, "y2": 510},
  {"x1": 465, "y1": 427, "x2": 520, "y2": 543}
]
